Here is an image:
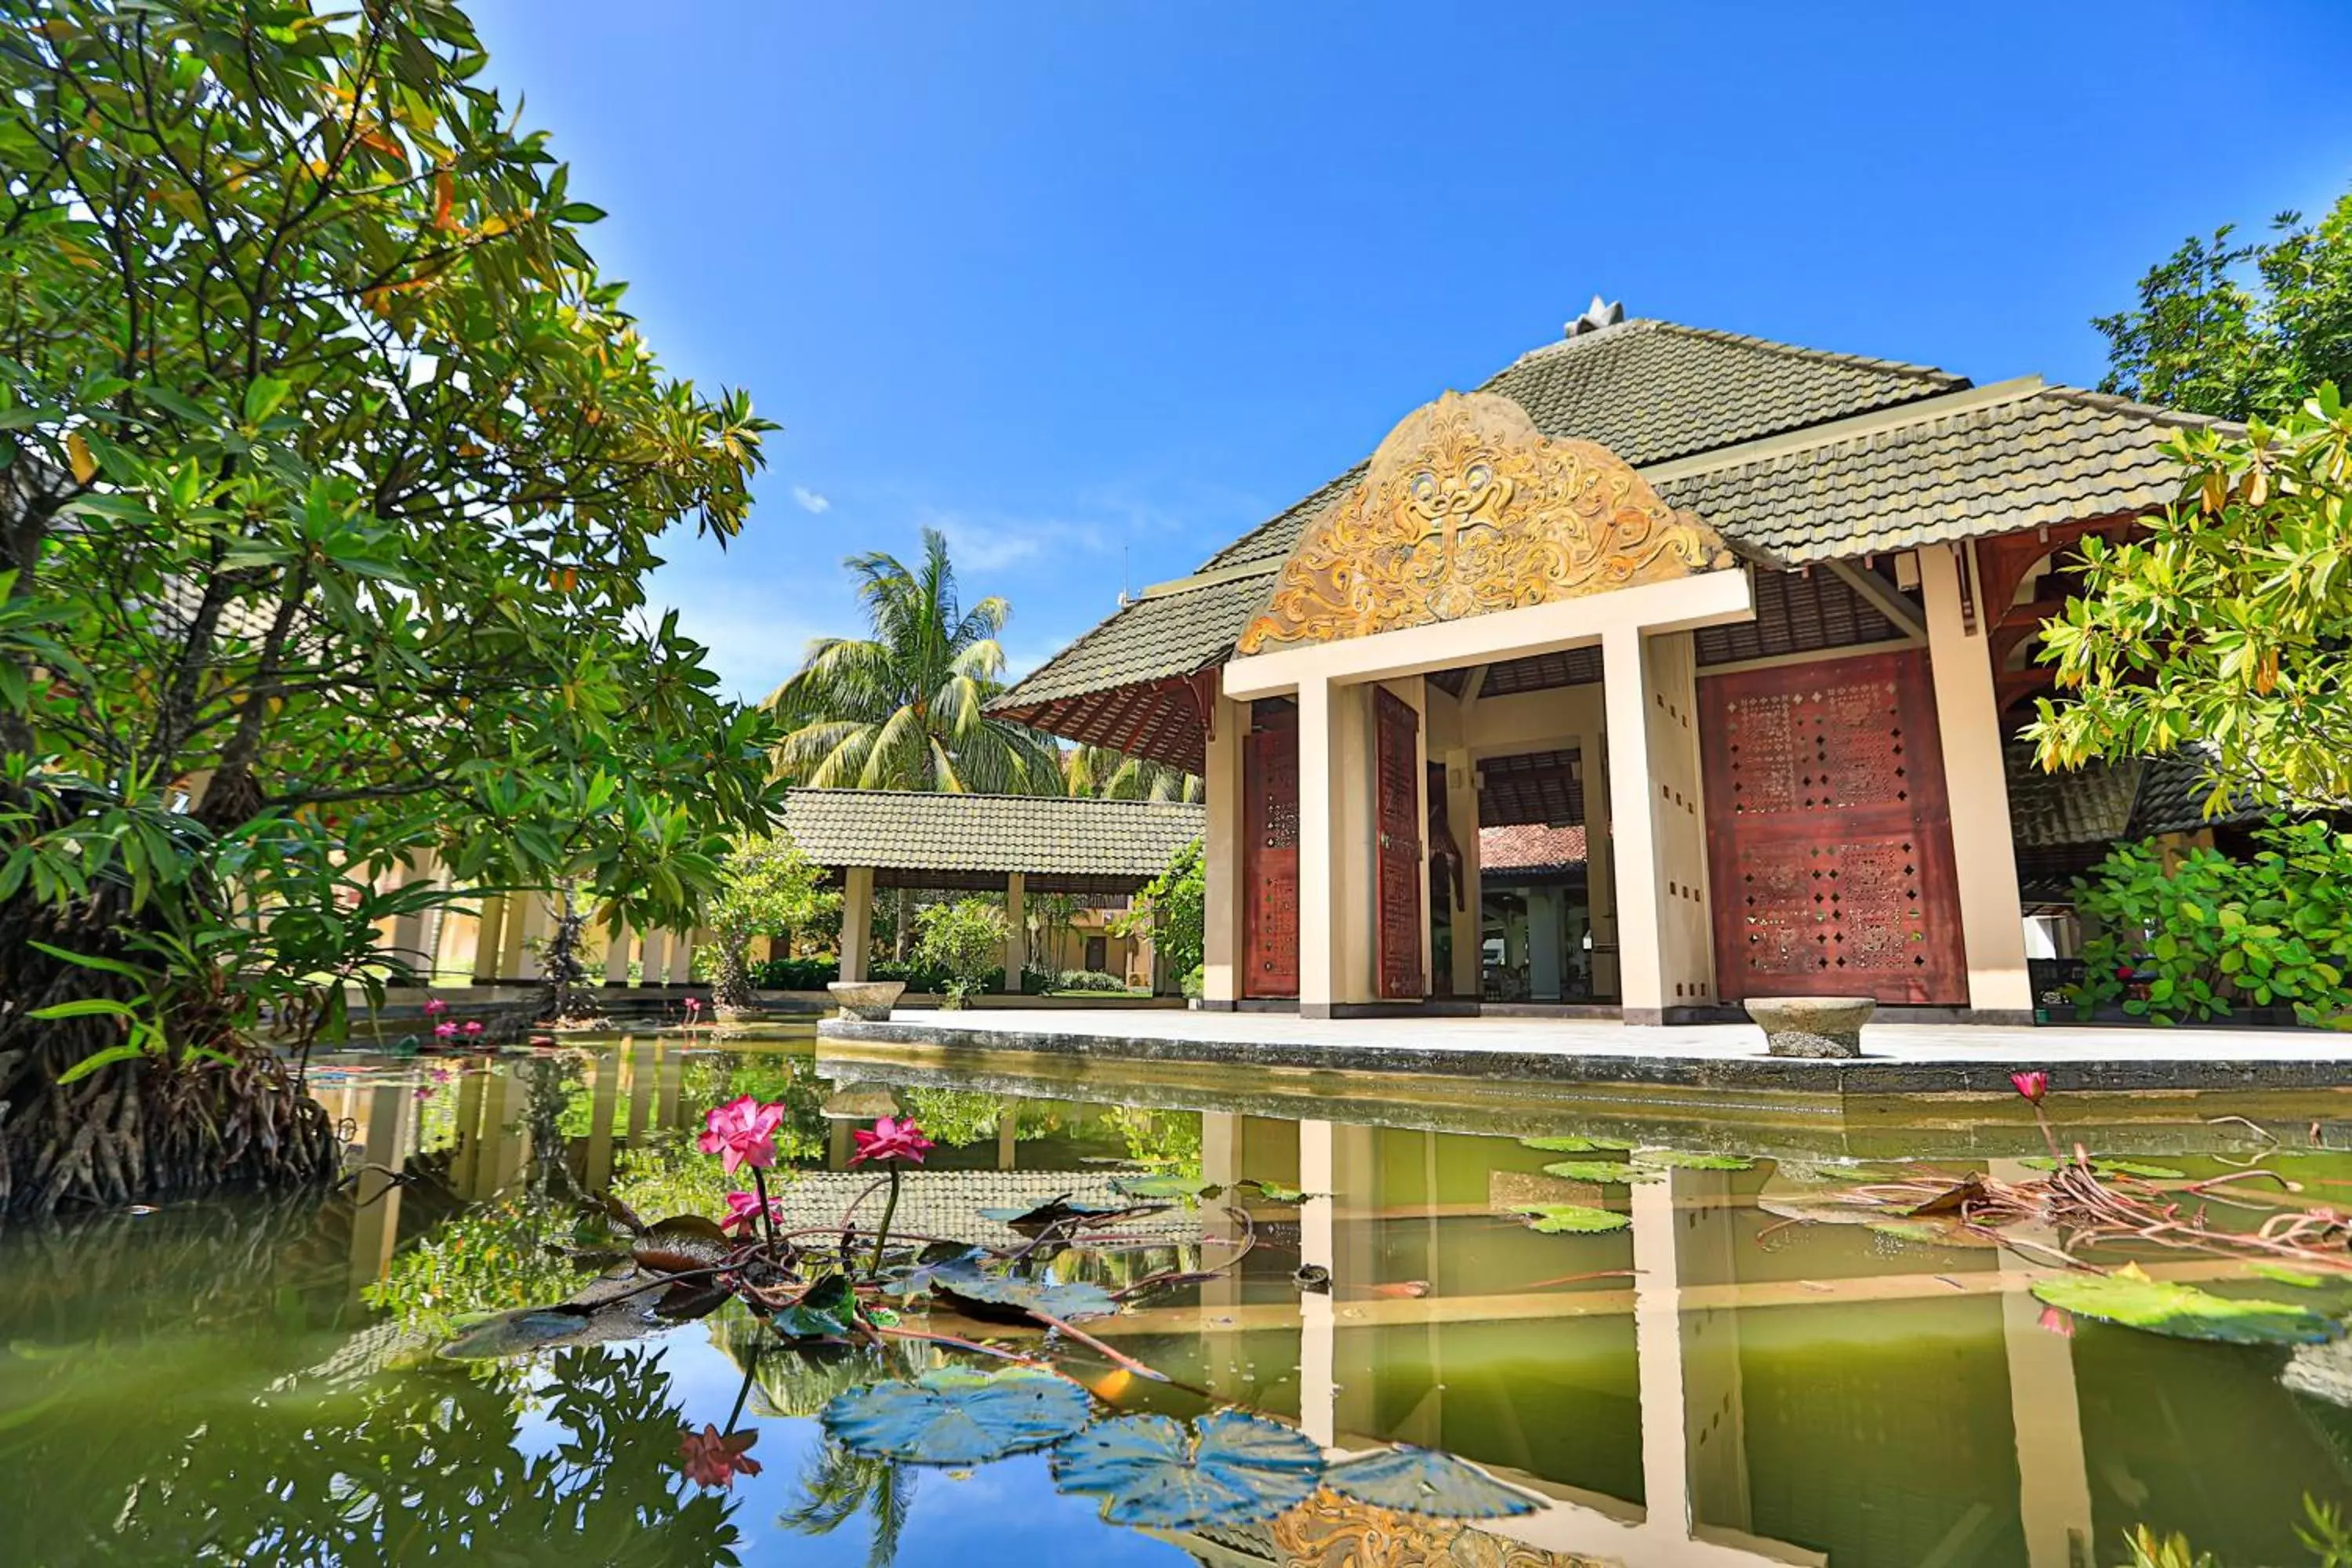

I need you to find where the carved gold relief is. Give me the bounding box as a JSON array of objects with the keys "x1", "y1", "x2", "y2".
[
  {"x1": 1234, "y1": 392, "x2": 1733, "y2": 654},
  {"x1": 1269, "y1": 1490, "x2": 1617, "y2": 1568}
]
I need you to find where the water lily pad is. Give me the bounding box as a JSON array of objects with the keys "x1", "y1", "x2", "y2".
[
  {"x1": 2251, "y1": 1263, "x2": 2332, "y2": 1289},
  {"x1": 1240, "y1": 1179, "x2": 1321, "y2": 1204},
  {"x1": 773, "y1": 1274, "x2": 857, "y2": 1341},
  {"x1": 1111, "y1": 1174, "x2": 1224, "y2": 1201},
  {"x1": 1541, "y1": 1160, "x2": 1654, "y2": 1185},
  {"x1": 632, "y1": 1214, "x2": 733, "y2": 1273},
  {"x1": 928, "y1": 1258, "x2": 1121, "y2": 1323},
  {"x1": 1513, "y1": 1203, "x2": 1630, "y2": 1234},
  {"x1": 978, "y1": 1196, "x2": 1134, "y2": 1232},
  {"x1": 1050, "y1": 1410, "x2": 1323, "y2": 1528},
  {"x1": 1519, "y1": 1135, "x2": 1629, "y2": 1154},
  {"x1": 2018, "y1": 1156, "x2": 2189, "y2": 1181},
  {"x1": 439, "y1": 1301, "x2": 662, "y2": 1359},
  {"x1": 1633, "y1": 1150, "x2": 1755, "y2": 1171},
  {"x1": 881, "y1": 1245, "x2": 993, "y2": 1298},
  {"x1": 2031, "y1": 1263, "x2": 2342, "y2": 1345},
  {"x1": 1322, "y1": 1446, "x2": 1537, "y2": 1518},
  {"x1": 821, "y1": 1368, "x2": 1093, "y2": 1465}
]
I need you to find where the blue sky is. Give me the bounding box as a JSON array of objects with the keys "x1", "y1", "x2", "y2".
[{"x1": 467, "y1": 0, "x2": 2352, "y2": 702}]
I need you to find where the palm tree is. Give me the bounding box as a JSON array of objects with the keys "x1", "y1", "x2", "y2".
[
  {"x1": 1064, "y1": 745, "x2": 1203, "y2": 804},
  {"x1": 767, "y1": 528, "x2": 1065, "y2": 794}
]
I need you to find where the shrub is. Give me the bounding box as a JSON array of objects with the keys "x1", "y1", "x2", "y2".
[
  {"x1": 913, "y1": 899, "x2": 1011, "y2": 1008},
  {"x1": 2071, "y1": 821, "x2": 2352, "y2": 1026},
  {"x1": 1114, "y1": 839, "x2": 1203, "y2": 993},
  {"x1": 750, "y1": 956, "x2": 840, "y2": 990},
  {"x1": 1051, "y1": 969, "x2": 1129, "y2": 993}
]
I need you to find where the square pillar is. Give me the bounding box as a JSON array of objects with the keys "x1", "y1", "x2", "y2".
[
  {"x1": 469, "y1": 895, "x2": 506, "y2": 986},
  {"x1": 1299, "y1": 677, "x2": 1375, "y2": 1016},
  {"x1": 637, "y1": 928, "x2": 668, "y2": 987},
  {"x1": 1527, "y1": 886, "x2": 1563, "y2": 1001},
  {"x1": 1443, "y1": 747, "x2": 1483, "y2": 1000},
  {"x1": 1602, "y1": 627, "x2": 1715, "y2": 1022},
  {"x1": 497, "y1": 894, "x2": 539, "y2": 982},
  {"x1": 666, "y1": 930, "x2": 699, "y2": 986},
  {"x1": 1004, "y1": 872, "x2": 1027, "y2": 993},
  {"x1": 603, "y1": 921, "x2": 633, "y2": 985},
  {"x1": 1919, "y1": 543, "x2": 2035, "y2": 1018},
  {"x1": 839, "y1": 866, "x2": 874, "y2": 984},
  {"x1": 1201, "y1": 695, "x2": 1245, "y2": 1007}
]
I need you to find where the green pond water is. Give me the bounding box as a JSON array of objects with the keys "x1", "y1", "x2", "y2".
[{"x1": 2, "y1": 1025, "x2": 2351, "y2": 1566}]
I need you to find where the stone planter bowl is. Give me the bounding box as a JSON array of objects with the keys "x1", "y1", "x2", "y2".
[
  {"x1": 1744, "y1": 996, "x2": 1875, "y2": 1058},
  {"x1": 827, "y1": 980, "x2": 906, "y2": 1022}
]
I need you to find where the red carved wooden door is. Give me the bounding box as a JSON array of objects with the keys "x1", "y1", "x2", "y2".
[
  {"x1": 1374, "y1": 688, "x2": 1424, "y2": 1000},
  {"x1": 1243, "y1": 718, "x2": 1299, "y2": 998},
  {"x1": 1698, "y1": 648, "x2": 1969, "y2": 1004}
]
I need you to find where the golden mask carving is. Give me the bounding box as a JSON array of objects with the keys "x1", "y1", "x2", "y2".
[
  {"x1": 1269, "y1": 1490, "x2": 1614, "y2": 1568},
  {"x1": 1235, "y1": 392, "x2": 1733, "y2": 654}
]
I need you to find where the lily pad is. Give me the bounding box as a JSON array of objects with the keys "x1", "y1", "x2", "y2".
[
  {"x1": 928, "y1": 1258, "x2": 1121, "y2": 1323},
  {"x1": 1518, "y1": 1135, "x2": 1629, "y2": 1154},
  {"x1": 1111, "y1": 1174, "x2": 1224, "y2": 1201},
  {"x1": 440, "y1": 1301, "x2": 661, "y2": 1359},
  {"x1": 1240, "y1": 1179, "x2": 1321, "y2": 1204},
  {"x1": 2031, "y1": 1263, "x2": 2343, "y2": 1345},
  {"x1": 1633, "y1": 1150, "x2": 1755, "y2": 1171},
  {"x1": 821, "y1": 1368, "x2": 1093, "y2": 1465},
  {"x1": 2251, "y1": 1263, "x2": 2331, "y2": 1289},
  {"x1": 1513, "y1": 1203, "x2": 1630, "y2": 1235},
  {"x1": 773, "y1": 1274, "x2": 857, "y2": 1341},
  {"x1": 1540, "y1": 1160, "x2": 1654, "y2": 1185},
  {"x1": 1323, "y1": 1446, "x2": 1537, "y2": 1518},
  {"x1": 1050, "y1": 1410, "x2": 1323, "y2": 1528},
  {"x1": 632, "y1": 1214, "x2": 734, "y2": 1274},
  {"x1": 2018, "y1": 1156, "x2": 2189, "y2": 1181},
  {"x1": 881, "y1": 1245, "x2": 994, "y2": 1298},
  {"x1": 978, "y1": 1195, "x2": 1134, "y2": 1232}
]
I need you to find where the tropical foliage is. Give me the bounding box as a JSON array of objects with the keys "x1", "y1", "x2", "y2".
[
  {"x1": 697, "y1": 834, "x2": 836, "y2": 1010},
  {"x1": 1064, "y1": 745, "x2": 1201, "y2": 803},
  {"x1": 2029, "y1": 390, "x2": 2352, "y2": 813},
  {"x1": 2096, "y1": 187, "x2": 2352, "y2": 423},
  {"x1": 912, "y1": 896, "x2": 1011, "y2": 1007},
  {"x1": 2067, "y1": 822, "x2": 2352, "y2": 1027},
  {"x1": 1112, "y1": 837, "x2": 1203, "y2": 993},
  {"x1": 0, "y1": 0, "x2": 779, "y2": 1214},
  {"x1": 766, "y1": 528, "x2": 1062, "y2": 794}
]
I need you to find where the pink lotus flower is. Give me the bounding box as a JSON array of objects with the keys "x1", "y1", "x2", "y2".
[
  {"x1": 423, "y1": 998, "x2": 448, "y2": 1016},
  {"x1": 719, "y1": 1189, "x2": 786, "y2": 1236},
  {"x1": 849, "y1": 1116, "x2": 934, "y2": 1167},
  {"x1": 461, "y1": 1019, "x2": 484, "y2": 1037},
  {"x1": 2010, "y1": 1070, "x2": 2049, "y2": 1105},
  {"x1": 677, "y1": 1424, "x2": 761, "y2": 1490},
  {"x1": 2038, "y1": 1305, "x2": 2074, "y2": 1338},
  {"x1": 432, "y1": 1022, "x2": 458, "y2": 1040},
  {"x1": 698, "y1": 1094, "x2": 786, "y2": 1174}
]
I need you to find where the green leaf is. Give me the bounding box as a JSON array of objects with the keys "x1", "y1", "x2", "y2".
[
  {"x1": 772, "y1": 1273, "x2": 857, "y2": 1341},
  {"x1": 927, "y1": 1258, "x2": 1120, "y2": 1324},
  {"x1": 1110, "y1": 1173, "x2": 1223, "y2": 1201},
  {"x1": 820, "y1": 1368, "x2": 1091, "y2": 1465},
  {"x1": 241, "y1": 375, "x2": 292, "y2": 423},
  {"x1": 1517, "y1": 1134, "x2": 1630, "y2": 1153},
  {"x1": 1050, "y1": 1410, "x2": 1323, "y2": 1529},
  {"x1": 2031, "y1": 1263, "x2": 2341, "y2": 1345},
  {"x1": 29, "y1": 997, "x2": 138, "y2": 1021},
  {"x1": 2016, "y1": 1156, "x2": 2188, "y2": 1180},
  {"x1": 2249, "y1": 1262, "x2": 2329, "y2": 1289},
  {"x1": 1323, "y1": 1446, "x2": 1537, "y2": 1518},
  {"x1": 1633, "y1": 1149, "x2": 1755, "y2": 1171},
  {"x1": 1540, "y1": 1160, "x2": 1654, "y2": 1184},
  {"x1": 27, "y1": 940, "x2": 150, "y2": 982},
  {"x1": 54, "y1": 1042, "x2": 148, "y2": 1084},
  {"x1": 1514, "y1": 1203, "x2": 1630, "y2": 1234}
]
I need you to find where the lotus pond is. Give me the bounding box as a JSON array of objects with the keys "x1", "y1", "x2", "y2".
[{"x1": 4, "y1": 1026, "x2": 2352, "y2": 1566}]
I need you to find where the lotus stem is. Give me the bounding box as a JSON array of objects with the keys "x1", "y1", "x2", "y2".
[{"x1": 866, "y1": 1164, "x2": 901, "y2": 1278}]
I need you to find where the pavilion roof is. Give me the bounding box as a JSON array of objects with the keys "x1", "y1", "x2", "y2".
[
  {"x1": 778, "y1": 788, "x2": 1202, "y2": 893},
  {"x1": 993, "y1": 317, "x2": 2220, "y2": 771}
]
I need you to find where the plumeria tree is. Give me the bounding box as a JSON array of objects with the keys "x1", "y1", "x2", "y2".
[
  {"x1": 913, "y1": 897, "x2": 1010, "y2": 1007},
  {"x1": 0, "y1": 1, "x2": 782, "y2": 1215},
  {"x1": 698, "y1": 834, "x2": 837, "y2": 1014}
]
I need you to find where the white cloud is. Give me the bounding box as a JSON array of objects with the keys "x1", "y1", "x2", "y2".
[
  {"x1": 790, "y1": 485, "x2": 832, "y2": 515},
  {"x1": 922, "y1": 508, "x2": 1112, "y2": 575}
]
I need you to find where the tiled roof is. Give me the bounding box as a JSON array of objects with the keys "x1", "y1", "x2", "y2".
[
  {"x1": 1653, "y1": 384, "x2": 2220, "y2": 566},
  {"x1": 2126, "y1": 748, "x2": 2274, "y2": 838},
  {"x1": 1002, "y1": 568, "x2": 1270, "y2": 707},
  {"x1": 1479, "y1": 823, "x2": 1588, "y2": 873},
  {"x1": 1198, "y1": 319, "x2": 1962, "y2": 573},
  {"x1": 779, "y1": 788, "x2": 1202, "y2": 878},
  {"x1": 2003, "y1": 743, "x2": 2143, "y2": 848}
]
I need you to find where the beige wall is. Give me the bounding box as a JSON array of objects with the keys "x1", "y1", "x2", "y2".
[
  {"x1": 1919, "y1": 543, "x2": 2034, "y2": 1016},
  {"x1": 1201, "y1": 695, "x2": 1246, "y2": 1005}
]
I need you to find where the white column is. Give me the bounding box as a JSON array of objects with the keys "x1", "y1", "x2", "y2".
[
  {"x1": 840, "y1": 866, "x2": 874, "y2": 984},
  {"x1": 1004, "y1": 871, "x2": 1027, "y2": 993},
  {"x1": 604, "y1": 920, "x2": 633, "y2": 985},
  {"x1": 1298, "y1": 1117, "x2": 1337, "y2": 1449},
  {"x1": 665, "y1": 930, "x2": 698, "y2": 986},
  {"x1": 469, "y1": 895, "x2": 506, "y2": 985},
  {"x1": 637, "y1": 928, "x2": 668, "y2": 988},
  {"x1": 499, "y1": 893, "x2": 541, "y2": 982},
  {"x1": 1602, "y1": 628, "x2": 1669, "y2": 1022},
  {"x1": 1445, "y1": 748, "x2": 1483, "y2": 1000},
  {"x1": 1298, "y1": 676, "x2": 1338, "y2": 1015},
  {"x1": 1919, "y1": 543, "x2": 2034, "y2": 1017},
  {"x1": 1992, "y1": 1156, "x2": 2095, "y2": 1568},
  {"x1": 1202, "y1": 696, "x2": 1244, "y2": 1006}
]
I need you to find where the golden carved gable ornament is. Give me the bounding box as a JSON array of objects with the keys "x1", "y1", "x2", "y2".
[{"x1": 1234, "y1": 391, "x2": 1734, "y2": 655}]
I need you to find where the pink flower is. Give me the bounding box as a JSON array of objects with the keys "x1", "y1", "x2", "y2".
[
  {"x1": 720, "y1": 1189, "x2": 786, "y2": 1235},
  {"x1": 849, "y1": 1116, "x2": 934, "y2": 1167},
  {"x1": 684, "y1": 996, "x2": 703, "y2": 1015},
  {"x1": 677, "y1": 1424, "x2": 761, "y2": 1490},
  {"x1": 413, "y1": 1085, "x2": 434, "y2": 1102},
  {"x1": 2038, "y1": 1305, "x2": 2074, "y2": 1338},
  {"x1": 2010, "y1": 1070, "x2": 2050, "y2": 1105},
  {"x1": 432, "y1": 1022, "x2": 458, "y2": 1040},
  {"x1": 423, "y1": 998, "x2": 448, "y2": 1016},
  {"x1": 698, "y1": 1094, "x2": 786, "y2": 1174},
  {"x1": 461, "y1": 1019, "x2": 485, "y2": 1036}
]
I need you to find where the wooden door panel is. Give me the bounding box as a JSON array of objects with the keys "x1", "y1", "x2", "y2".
[
  {"x1": 1374, "y1": 688, "x2": 1424, "y2": 1000},
  {"x1": 1243, "y1": 725, "x2": 1299, "y2": 998},
  {"x1": 1698, "y1": 649, "x2": 1969, "y2": 1004}
]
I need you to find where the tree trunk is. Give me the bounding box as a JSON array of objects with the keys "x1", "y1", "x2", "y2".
[
  {"x1": 533, "y1": 903, "x2": 601, "y2": 1024},
  {"x1": 712, "y1": 941, "x2": 756, "y2": 1014}
]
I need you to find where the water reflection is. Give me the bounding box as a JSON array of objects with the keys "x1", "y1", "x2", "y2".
[{"x1": 0, "y1": 1035, "x2": 2347, "y2": 1566}]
